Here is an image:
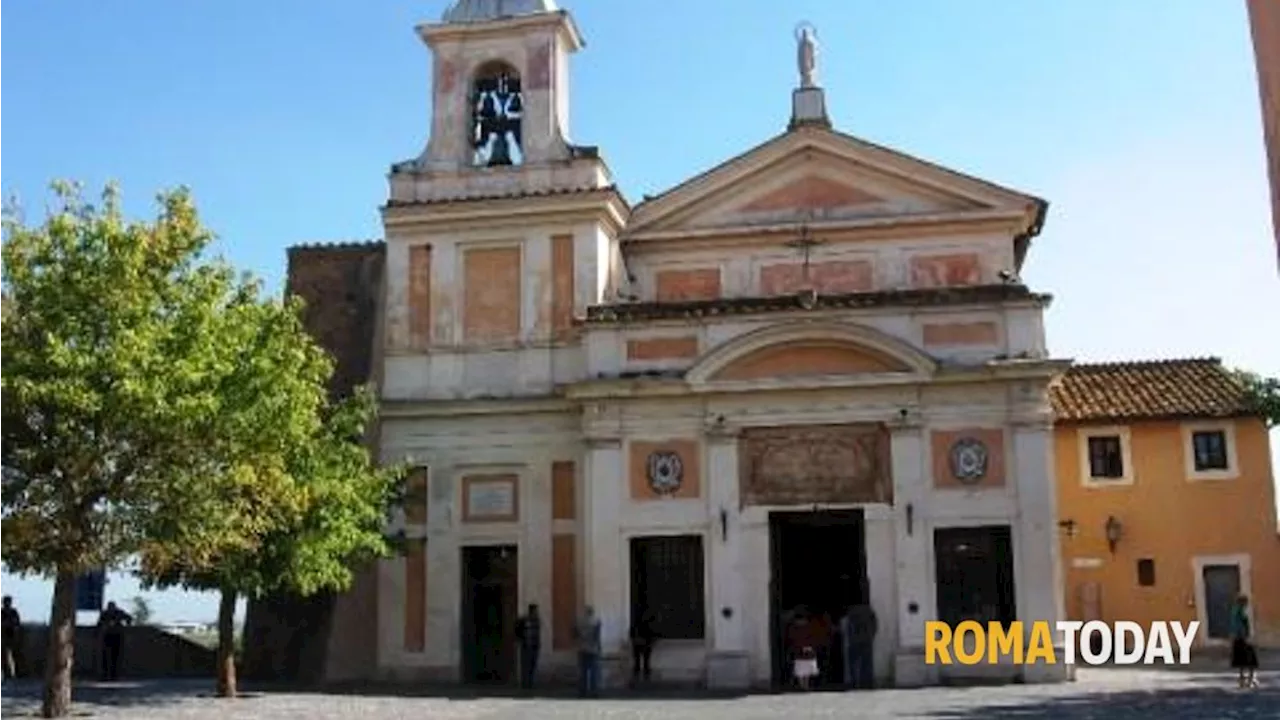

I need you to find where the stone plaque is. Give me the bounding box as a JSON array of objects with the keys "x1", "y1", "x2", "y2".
[
  {"x1": 463, "y1": 474, "x2": 518, "y2": 522},
  {"x1": 739, "y1": 424, "x2": 892, "y2": 507}
]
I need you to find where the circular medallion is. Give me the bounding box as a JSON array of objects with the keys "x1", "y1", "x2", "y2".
[
  {"x1": 646, "y1": 451, "x2": 684, "y2": 495},
  {"x1": 949, "y1": 438, "x2": 989, "y2": 484}
]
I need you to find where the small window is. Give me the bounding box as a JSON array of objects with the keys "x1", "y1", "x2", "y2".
[
  {"x1": 1191, "y1": 430, "x2": 1229, "y2": 472},
  {"x1": 1137, "y1": 558, "x2": 1156, "y2": 587},
  {"x1": 1087, "y1": 436, "x2": 1125, "y2": 479}
]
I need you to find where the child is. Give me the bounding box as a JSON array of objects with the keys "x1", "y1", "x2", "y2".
[{"x1": 794, "y1": 645, "x2": 819, "y2": 690}]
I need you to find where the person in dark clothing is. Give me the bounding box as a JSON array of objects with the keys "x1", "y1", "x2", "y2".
[
  {"x1": 840, "y1": 600, "x2": 878, "y2": 689},
  {"x1": 1231, "y1": 594, "x2": 1259, "y2": 689},
  {"x1": 2, "y1": 596, "x2": 21, "y2": 679},
  {"x1": 514, "y1": 603, "x2": 542, "y2": 689},
  {"x1": 97, "y1": 601, "x2": 133, "y2": 681},
  {"x1": 629, "y1": 609, "x2": 658, "y2": 684}
]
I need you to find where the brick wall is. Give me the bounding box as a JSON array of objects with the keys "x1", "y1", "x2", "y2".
[
  {"x1": 284, "y1": 242, "x2": 386, "y2": 399},
  {"x1": 240, "y1": 241, "x2": 386, "y2": 685}
]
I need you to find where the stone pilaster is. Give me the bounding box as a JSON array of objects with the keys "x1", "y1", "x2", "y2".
[
  {"x1": 582, "y1": 436, "x2": 626, "y2": 686},
  {"x1": 889, "y1": 423, "x2": 939, "y2": 687},
  {"x1": 1012, "y1": 419, "x2": 1070, "y2": 683},
  {"x1": 705, "y1": 428, "x2": 751, "y2": 688}
]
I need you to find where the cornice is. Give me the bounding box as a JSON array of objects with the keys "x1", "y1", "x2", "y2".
[
  {"x1": 562, "y1": 357, "x2": 1071, "y2": 402},
  {"x1": 382, "y1": 189, "x2": 628, "y2": 236},
  {"x1": 379, "y1": 396, "x2": 575, "y2": 419},
  {"x1": 417, "y1": 9, "x2": 584, "y2": 52},
  {"x1": 622, "y1": 209, "x2": 1025, "y2": 249}
]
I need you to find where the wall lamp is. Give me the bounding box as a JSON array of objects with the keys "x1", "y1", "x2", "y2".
[
  {"x1": 1057, "y1": 518, "x2": 1078, "y2": 538},
  {"x1": 1105, "y1": 515, "x2": 1123, "y2": 554}
]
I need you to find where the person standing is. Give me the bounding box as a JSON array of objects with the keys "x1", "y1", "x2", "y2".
[
  {"x1": 1231, "y1": 594, "x2": 1260, "y2": 689},
  {"x1": 514, "y1": 603, "x2": 542, "y2": 690},
  {"x1": 2, "y1": 596, "x2": 21, "y2": 680},
  {"x1": 97, "y1": 601, "x2": 133, "y2": 681},
  {"x1": 574, "y1": 605, "x2": 602, "y2": 697},
  {"x1": 786, "y1": 608, "x2": 819, "y2": 691},
  {"x1": 841, "y1": 599, "x2": 878, "y2": 689},
  {"x1": 629, "y1": 608, "x2": 658, "y2": 685}
]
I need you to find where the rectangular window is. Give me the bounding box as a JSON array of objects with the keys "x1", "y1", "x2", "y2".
[
  {"x1": 1191, "y1": 430, "x2": 1229, "y2": 471},
  {"x1": 1087, "y1": 436, "x2": 1125, "y2": 479},
  {"x1": 629, "y1": 535, "x2": 705, "y2": 640},
  {"x1": 1137, "y1": 558, "x2": 1156, "y2": 587}
]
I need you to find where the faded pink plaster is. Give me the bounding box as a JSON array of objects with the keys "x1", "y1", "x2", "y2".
[
  {"x1": 909, "y1": 253, "x2": 983, "y2": 288},
  {"x1": 526, "y1": 41, "x2": 552, "y2": 90},
  {"x1": 760, "y1": 260, "x2": 873, "y2": 295}
]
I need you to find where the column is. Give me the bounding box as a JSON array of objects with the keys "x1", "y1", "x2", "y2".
[
  {"x1": 889, "y1": 423, "x2": 938, "y2": 687},
  {"x1": 1013, "y1": 420, "x2": 1070, "y2": 682},
  {"x1": 582, "y1": 437, "x2": 626, "y2": 684},
  {"x1": 705, "y1": 430, "x2": 750, "y2": 688}
]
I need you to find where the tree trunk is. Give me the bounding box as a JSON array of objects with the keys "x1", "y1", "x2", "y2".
[
  {"x1": 215, "y1": 587, "x2": 238, "y2": 698},
  {"x1": 41, "y1": 570, "x2": 77, "y2": 718}
]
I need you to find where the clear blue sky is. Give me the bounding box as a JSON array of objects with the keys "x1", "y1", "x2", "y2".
[{"x1": 2, "y1": 1, "x2": 1277, "y2": 624}]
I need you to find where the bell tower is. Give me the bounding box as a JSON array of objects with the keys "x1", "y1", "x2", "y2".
[
  {"x1": 380, "y1": 0, "x2": 626, "y2": 372},
  {"x1": 389, "y1": 0, "x2": 613, "y2": 204}
]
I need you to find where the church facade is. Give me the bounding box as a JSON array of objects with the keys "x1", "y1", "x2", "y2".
[{"x1": 337, "y1": 0, "x2": 1071, "y2": 688}]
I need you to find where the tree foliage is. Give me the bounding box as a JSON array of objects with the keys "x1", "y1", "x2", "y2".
[
  {"x1": 1, "y1": 182, "x2": 400, "y2": 714},
  {"x1": 2, "y1": 182, "x2": 275, "y2": 579},
  {"x1": 138, "y1": 384, "x2": 402, "y2": 602},
  {"x1": 1234, "y1": 369, "x2": 1280, "y2": 428},
  {"x1": 128, "y1": 596, "x2": 154, "y2": 626}
]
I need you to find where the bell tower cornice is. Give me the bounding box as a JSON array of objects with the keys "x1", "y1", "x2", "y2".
[{"x1": 417, "y1": 10, "x2": 584, "y2": 52}]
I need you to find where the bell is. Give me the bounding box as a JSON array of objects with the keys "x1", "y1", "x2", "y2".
[
  {"x1": 488, "y1": 133, "x2": 513, "y2": 166},
  {"x1": 479, "y1": 92, "x2": 497, "y2": 120}
]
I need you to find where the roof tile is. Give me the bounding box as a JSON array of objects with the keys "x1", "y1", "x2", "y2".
[{"x1": 1050, "y1": 358, "x2": 1250, "y2": 423}]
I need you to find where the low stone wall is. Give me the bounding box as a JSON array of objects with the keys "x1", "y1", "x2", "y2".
[{"x1": 8, "y1": 625, "x2": 217, "y2": 679}]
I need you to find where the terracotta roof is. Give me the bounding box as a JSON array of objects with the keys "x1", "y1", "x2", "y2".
[
  {"x1": 582, "y1": 284, "x2": 1050, "y2": 324},
  {"x1": 384, "y1": 184, "x2": 628, "y2": 209},
  {"x1": 1050, "y1": 358, "x2": 1252, "y2": 423}
]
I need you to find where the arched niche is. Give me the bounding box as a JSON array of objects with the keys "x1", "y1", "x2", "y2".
[{"x1": 470, "y1": 60, "x2": 524, "y2": 167}]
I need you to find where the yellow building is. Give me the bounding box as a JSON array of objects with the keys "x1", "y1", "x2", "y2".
[{"x1": 1052, "y1": 358, "x2": 1280, "y2": 649}]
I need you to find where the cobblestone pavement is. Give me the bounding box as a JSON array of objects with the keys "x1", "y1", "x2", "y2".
[{"x1": 3, "y1": 668, "x2": 1277, "y2": 719}]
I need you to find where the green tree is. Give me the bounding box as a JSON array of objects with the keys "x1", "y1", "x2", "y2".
[
  {"x1": 1234, "y1": 369, "x2": 1280, "y2": 428},
  {"x1": 141, "y1": 386, "x2": 402, "y2": 698},
  {"x1": 128, "y1": 596, "x2": 154, "y2": 626},
  {"x1": 1, "y1": 183, "x2": 343, "y2": 717}
]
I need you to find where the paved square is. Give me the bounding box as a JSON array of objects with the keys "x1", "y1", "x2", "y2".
[{"x1": 3, "y1": 668, "x2": 1276, "y2": 719}]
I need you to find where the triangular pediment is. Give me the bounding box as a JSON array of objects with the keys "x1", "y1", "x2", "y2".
[{"x1": 626, "y1": 127, "x2": 1042, "y2": 236}]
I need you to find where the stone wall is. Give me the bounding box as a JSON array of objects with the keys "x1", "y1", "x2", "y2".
[{"x1": 11, "y1": 625, "x2": 215, "y2": 679}]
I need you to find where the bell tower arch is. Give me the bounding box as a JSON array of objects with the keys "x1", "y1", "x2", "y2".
[{"x1": 404, "y1": 0, "x2": 584, "y2": 176}]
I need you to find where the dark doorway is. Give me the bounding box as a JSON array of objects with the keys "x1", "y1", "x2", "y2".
[
  {"x1": 768, "y1": 509, "x2": 867, "y2": 689},
  {"x1": 1202, "y1": 564, "x2": 1242, "y2": 640},
  {"x1": 933, "y1": 526, "x2": 1016, "y2": 629},
  {"x1": 460, "y1": 545, "x2": 519, "y2": 684}
]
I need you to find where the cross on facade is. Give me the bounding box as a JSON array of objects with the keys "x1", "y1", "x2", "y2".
[{"x1": 784, "y1": 222, "x2": 825, "y2": 287}]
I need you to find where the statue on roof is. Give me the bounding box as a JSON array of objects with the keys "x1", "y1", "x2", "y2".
[{"x1": 796, "y1": 23, "x2": 818, "y2": 88}]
